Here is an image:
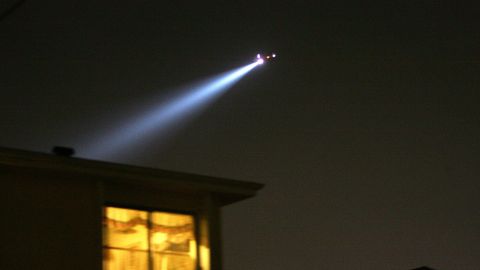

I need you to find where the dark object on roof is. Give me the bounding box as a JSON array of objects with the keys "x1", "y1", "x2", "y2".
[
  {"x1": 411, "y1": 266, "x2": 435, "y2": 270},
  {"x1": 52, "y1": 146, "x2": 75, "y2": 157}
]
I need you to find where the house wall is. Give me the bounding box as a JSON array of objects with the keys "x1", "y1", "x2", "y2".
[
  {"x1": 1, "y1": 168, "x2": 102, "y2": 270},
  {"x1": 0, "y1": 165, "x2": 221, "y2": 270}
]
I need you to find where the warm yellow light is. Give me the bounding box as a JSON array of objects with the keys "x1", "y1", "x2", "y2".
[
  {"x1": 103, "y1": 207, "x2": 197, "y2": 270},
  {"x1": 189, "y1": 240, "x2": 197, "y2": 260},
  {"x1": 104, "y1": 207, "x2": 148, "y2": 250},
  {"x1": 200, "y1": 245, "x2": 210, "y2": 270}
]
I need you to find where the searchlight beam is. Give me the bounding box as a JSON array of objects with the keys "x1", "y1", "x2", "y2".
[{"x1": 82, "y1": 61, "x2": 260, "y2": 158}]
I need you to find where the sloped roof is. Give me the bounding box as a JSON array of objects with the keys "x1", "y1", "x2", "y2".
[{"x1": 0, "y1": 147, "x2": 264, "y2": 205}]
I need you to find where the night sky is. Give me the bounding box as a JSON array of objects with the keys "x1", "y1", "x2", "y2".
[{"x1": 1, "y1": 1, "x2": 479, "y2": 269}]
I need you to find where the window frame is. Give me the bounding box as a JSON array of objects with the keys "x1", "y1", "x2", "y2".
[{"x1": 103, "y1": 204, "x2": 201, "y2": 270}]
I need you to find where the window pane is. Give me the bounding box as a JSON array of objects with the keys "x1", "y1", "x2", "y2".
[
  {"x1": 104, "y1": 249, "x2": 148, "y2": 270},
  {"x1": 152, "y1": 253, "x2": 195, "y2": 270},
  {"x1": 150, "y1": 212, "x2": 196, "y2": 270},
  {"x1": 103, "y1": 208, "x2": 197, "y2": 270},
  {"x1": 104, "y1": 207, "x2": 148, "y2": 250}
]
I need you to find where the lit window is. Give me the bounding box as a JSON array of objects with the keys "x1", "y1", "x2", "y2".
[{"x1": 103, "y1": 206, "x2": 197, "y2": 270}]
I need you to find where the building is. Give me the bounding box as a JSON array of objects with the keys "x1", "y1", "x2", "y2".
[{"x1": 0, "y1": 147, "x2": 263, "y2": 270}]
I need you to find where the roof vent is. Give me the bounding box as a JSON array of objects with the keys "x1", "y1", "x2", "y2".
[{"x1": 52, "y1": 146, "x2": 75, "y2": 157}]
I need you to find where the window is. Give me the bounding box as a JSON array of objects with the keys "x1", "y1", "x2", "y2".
[{"x1": 103, "y1": 206, "x2": 197, "y2": 270}]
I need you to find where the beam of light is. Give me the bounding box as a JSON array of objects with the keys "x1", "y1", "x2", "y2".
[{"x1": 81, "y1": 61, "x2": 259, "y2": 159}]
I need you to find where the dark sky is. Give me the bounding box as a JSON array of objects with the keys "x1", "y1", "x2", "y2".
[{"x1": 1, "y1": 1, "x2": 479, "y2": 269}]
